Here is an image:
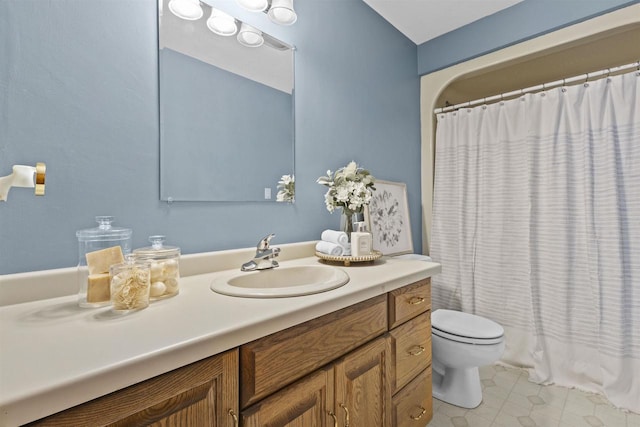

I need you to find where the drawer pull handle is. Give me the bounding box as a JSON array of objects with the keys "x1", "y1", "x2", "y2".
[
  {"x1": 328, "y1": 411, "x2": 338, "y2": 427},
  {"x1": 407, "y1": 345, "x2": 425, "y2": 356},
  {"x1": 409, "y1": 406, "x2": 427, "y2": 420},
  {"x1": 228, "y1": 409, "x2": 238, "y2": 427},
  {"x1": 340, "y1": 403, "x2": 350, "y2": 427},
  {"x1": 408, "y1": 296, "x2": 425, "y2": 305}
]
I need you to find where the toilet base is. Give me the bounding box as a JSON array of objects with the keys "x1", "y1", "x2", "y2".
[{"x1": 432, "y1": 366, "x2": 482, "y2": 409}]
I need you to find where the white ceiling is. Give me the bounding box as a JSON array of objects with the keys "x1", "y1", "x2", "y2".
[{"x1": 363, "y1": 0, "x2": 524, "y2": 45}]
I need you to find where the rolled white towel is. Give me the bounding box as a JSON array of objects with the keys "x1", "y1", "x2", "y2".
[
  {"x1": 321, "y1": 230, "x2": 349, "y2": 247},
  {"x1": 316, "y1": 241, "x2": 344, "y2": 256}
]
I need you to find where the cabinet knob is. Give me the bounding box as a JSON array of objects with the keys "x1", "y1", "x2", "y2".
[
  {"x1": 409, "y1": 405, "x2": 427, "y2": 420},
  {"x1": 408, "y1": 296, "x2": 425, "y2": 305},
  {"x1": 228, "y1": 409, "x2": 238, "y2": 427},
  {"x1": 407, "y1": 345, "x2": 425, "y2": 356},
  {"x1": 328, "y1": 411, "x2": 338, "y2": 427},
  {"x1": 340, "y1": 403, "x2": 350, "y2": 427}
]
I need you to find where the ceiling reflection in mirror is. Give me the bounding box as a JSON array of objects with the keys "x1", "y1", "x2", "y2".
[{"x1": 159, "y1": 0, "x2": 295, "y2": 202}]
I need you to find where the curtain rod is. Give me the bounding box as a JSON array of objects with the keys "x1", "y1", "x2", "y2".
[{"x1": 434, "y1": 60, "x2": 640, "y2": 114}]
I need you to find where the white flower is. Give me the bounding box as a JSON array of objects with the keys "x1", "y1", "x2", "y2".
[
  {"x1": 317, "y1": 161, "x2": 376, "y2": 215},
  {"x1": 276, "y1": 174, "x2": 295, "y2": 203}
]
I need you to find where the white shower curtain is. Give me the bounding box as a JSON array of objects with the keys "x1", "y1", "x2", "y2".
[{"x1": 430, "y1": 70, "x2": 640, "y2": 412}]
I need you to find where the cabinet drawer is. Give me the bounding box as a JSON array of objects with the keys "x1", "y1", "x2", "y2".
[
  {"x1": 389, "y1": 311, "x2": 431, "y2": 393},
  {"x1": 392, "y1": 367, "x2": 432, "y2": 427},
  {"x1": 388, "y1": 279, "x2": 431, "y2": 329},
  {"x1": 241, "y1": 295, "x2": 387, "y2": 408}
]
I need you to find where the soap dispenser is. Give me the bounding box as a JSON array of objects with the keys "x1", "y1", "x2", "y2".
[{"x1": 351, "y1": 222, "x2": 372, "y2": 257}]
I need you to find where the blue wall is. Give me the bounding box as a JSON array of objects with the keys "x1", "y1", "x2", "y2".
[
  {"x1": 418, "y1": 0, "x2": 639, "y2": 75},
  {"x1": 0, "y1": 0, "x2": 421, "y2": 274},
  {"x1": 3, "y1": 0, "x2": 633, "y2": 274}
]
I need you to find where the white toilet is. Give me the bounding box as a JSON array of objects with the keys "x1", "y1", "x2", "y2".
[{"x1": 431, "y1": 309, "x2": 505, "y2": 408}]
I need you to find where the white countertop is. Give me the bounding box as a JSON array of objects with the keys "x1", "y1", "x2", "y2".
[{"x1": 0, "y1": 247, "x2": 440, "y2": 426}]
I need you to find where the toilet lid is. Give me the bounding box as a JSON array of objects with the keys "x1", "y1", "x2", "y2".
[{"x1": 432, "y1": 309, "x2": 504, "y2": 343}]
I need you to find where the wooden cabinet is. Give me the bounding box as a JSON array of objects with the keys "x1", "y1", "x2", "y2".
[
  {"x1": 240, "y1": 295, "x2": 388, "y2": 408},
  {"x1": 27, "y1": 349, "x2": 239, "y2": 427},
  {"x1": 241, "y1": 336, "x2": 391, "y2": 427},
  {"x1": 241, "y1": 278, "x2": 432, "y2": 427},
  {"x1": 388, "y1": 279, "x2": 433, "y2": 427},
  {"x1": 26, "y1": 278, "x2": 432, "y2": 427}
]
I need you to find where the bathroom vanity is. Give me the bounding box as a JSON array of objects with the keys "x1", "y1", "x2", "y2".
[{"x1": 0, "y1": 242, "x2": 440, "y2": 426}]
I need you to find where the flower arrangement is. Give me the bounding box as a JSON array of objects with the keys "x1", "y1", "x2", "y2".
[
  {"x1": 317, "y1": 161, "x2": 376, "y2": 216},
  {"x1": 276, "y1": 174, "x2": 295, "y2": 203}
]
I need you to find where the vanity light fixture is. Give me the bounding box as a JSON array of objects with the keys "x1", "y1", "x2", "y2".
[
  {"x1": 207, "y1": 8, "x2": 238, "y2": 36},
  {"x1": 236, "y1": 0, "x2": 269, "y2": 13},
  {"x1": 236, "y1": 0, "x2": 297, "y2": 26},
  {"x1": 168, "y1": 0, "x2": 203, "y2": 20},
  {"x1": 267, "y1": 0, "x2": 297, "y2": 25},
  {"x1": 237, "y1": 22, "x2": 264, "y2": 47}
]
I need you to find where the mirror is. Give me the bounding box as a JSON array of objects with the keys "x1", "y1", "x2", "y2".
[{"x1": 158, "y1": 0, "x2": 295, "y2": 202}]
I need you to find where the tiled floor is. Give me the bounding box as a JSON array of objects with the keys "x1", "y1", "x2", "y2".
[{"x1": 427, "y1": 365, "x2": 640, "y2": 427}]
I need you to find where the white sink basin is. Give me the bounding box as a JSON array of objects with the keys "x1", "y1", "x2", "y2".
[{"x1": 210, "y1": 265, "x2": 350, "y2": 298}]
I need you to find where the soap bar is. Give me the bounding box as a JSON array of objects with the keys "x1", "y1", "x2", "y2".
[
  {"x1": 86, "y1": 273, "x2": 111, "y2": 303},
  {"x1": 86, "y1": 246, "x2": 124, "y2": 275}
]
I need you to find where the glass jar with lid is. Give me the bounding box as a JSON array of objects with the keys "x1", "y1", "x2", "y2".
[
  {"x1": 110, "y1": 256, "x2": 151, "y2": 312},
  {"x1": 76, "y1": 216, "x2": 132, "y2": 307},
  {"x1": 133, "y1": 235, "x2": 180, "y2": 300}
]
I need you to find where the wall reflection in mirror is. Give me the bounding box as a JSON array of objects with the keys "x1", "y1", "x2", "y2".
[{"x1": 159, "y1": 0, "x2": 295, "y2": 202}]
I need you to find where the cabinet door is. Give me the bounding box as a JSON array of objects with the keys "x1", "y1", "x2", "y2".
[
  {"x1": 334, "y1": 336, "x2": 392, "y2": 427},
  {"x1": 27, "y1": 349, "x2": 239, "y2": 427},
  {"x1": 242, "y1": 366, "x2": 334, "y2": 427}
]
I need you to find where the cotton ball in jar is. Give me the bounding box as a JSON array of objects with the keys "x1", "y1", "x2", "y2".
[
  {"x1": 163, "y1": 259, "x2": 179, "y2": 277},
  {"x1": 165, "y1": 278, "x2": 179, "y2": 293},
  {"x1": 150, "y1": 281, "x2": 166, "y2": 297},
  {"x1": 150, "y1": 262, "x2": 166, "y2": 282}
]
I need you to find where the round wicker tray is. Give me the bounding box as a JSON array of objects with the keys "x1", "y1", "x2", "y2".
[{"x1": 315, "y1": 250, "x2": 383, "y2": 266}]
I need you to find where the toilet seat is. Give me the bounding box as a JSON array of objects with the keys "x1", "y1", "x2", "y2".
[{"x1": 432, "y1": 309, "x2": 504, "y2": 345}]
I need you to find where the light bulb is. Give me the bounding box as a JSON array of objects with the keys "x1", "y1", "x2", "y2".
[
  {"x1": 168, "y1": 0, "x2": 203, "y2": 20},
  {"x1": 207, "y1": 8, "x2": 237, "y2": 36},
  {"x1": 267, "y1": 0, "x2": 297, "y2": 25},
  {"x1": 237, "y1": 22, "x2": 264, "y2": 47},
  {"x1": 236, "y1": 0, "x2": 268, "y2": 12}
]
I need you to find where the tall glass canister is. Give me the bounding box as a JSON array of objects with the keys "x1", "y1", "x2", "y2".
[{"x1": 76, "y1": 216, "x2": 132, "y2": 308}]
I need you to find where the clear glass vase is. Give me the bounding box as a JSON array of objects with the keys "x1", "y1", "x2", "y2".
[
  {"x1": 340, "y1": 209, "x2": 364, "y2": 242},
  {"x1": 340, "y1": 210, "x2": 354, "y2": 242}
]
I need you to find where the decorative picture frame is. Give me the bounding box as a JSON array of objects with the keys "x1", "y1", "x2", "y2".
[{"x1": 365, "y1": 180, "x2": 413, "y2": 256}]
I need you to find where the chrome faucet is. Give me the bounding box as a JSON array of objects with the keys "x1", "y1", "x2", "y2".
[{"x1": 241, "y1": 233, "x2": 281, "y2": 271}]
